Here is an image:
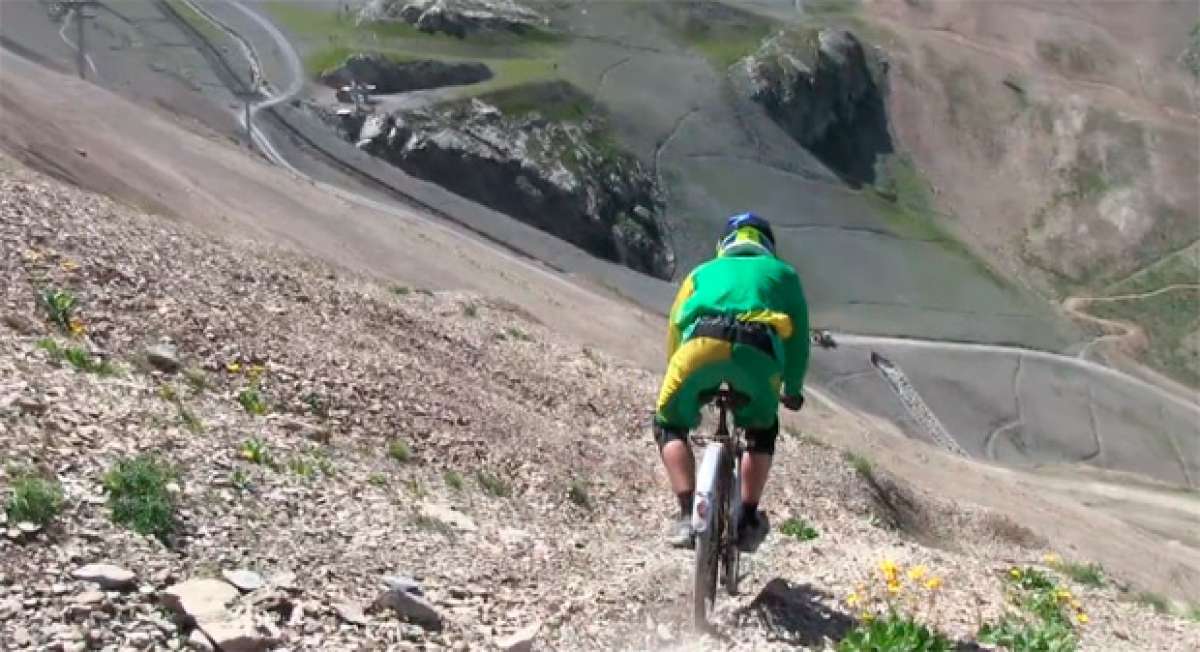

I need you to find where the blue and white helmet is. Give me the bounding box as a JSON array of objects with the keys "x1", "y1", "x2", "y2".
[{"x1": 717, "y1": 212, "x2": 776, "y2": 257}]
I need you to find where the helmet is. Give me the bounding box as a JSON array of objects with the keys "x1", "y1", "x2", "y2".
[{"x1": 717, "y1": 212, "x2": 776, "y2": 257}]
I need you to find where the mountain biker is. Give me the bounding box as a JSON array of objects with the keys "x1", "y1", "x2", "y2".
[{"x1": 654, "y1": 212, "x2": 810, "y2": 551}]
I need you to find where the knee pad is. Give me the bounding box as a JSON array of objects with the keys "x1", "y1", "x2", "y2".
[
  {"x1": 744, "y1": 420, "x2": 778, "y2": 455},
  {"x1": 653, "y1": 421, "x2": 689, "y2": 449}
]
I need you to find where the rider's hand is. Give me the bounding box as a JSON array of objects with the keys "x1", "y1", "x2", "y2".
[{"x1": 781, "y1": 393, "x2": 804, "y2": 411}]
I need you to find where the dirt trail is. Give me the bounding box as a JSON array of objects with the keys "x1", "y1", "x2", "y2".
[{"x1": 1063, "y1": 285, "x2": 1200, "y2": 359}]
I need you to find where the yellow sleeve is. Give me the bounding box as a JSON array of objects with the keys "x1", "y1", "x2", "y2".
[{"x1": 666, "y1": 272, "x2": 696, "y2": 362}]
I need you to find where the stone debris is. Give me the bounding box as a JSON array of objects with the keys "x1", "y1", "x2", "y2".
[
  {"x1": 71, "y1": 563, "x2": 136, "y2": 591},
  {"x1": 222, "y1": 569, "x2": 265, "y2": 593}
]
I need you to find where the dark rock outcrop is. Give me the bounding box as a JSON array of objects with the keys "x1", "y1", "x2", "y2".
[
  {"x1": 319, "y1": 54, "x2": 492, "y2": 93},
  {"x1": 357, "y1": 0, "x2": 549, "y2": 38},
  {"x1": 742, "y1": 29, "x2": 892, "y2": 186},
  {"x1": 345, "y1": 100, "x2": 673, "y2": 278}
]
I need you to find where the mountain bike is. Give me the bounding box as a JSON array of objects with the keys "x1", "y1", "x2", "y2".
[{"x1": 691, "y1": 384, "x2": 748, "y2": 629}]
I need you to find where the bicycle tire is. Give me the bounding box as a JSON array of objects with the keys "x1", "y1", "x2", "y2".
[
  {"x1": 721, "y1": 462, "x2": 741, "y2": 595},
  {"x1": 692, "y1": 447, "x2": 727, "y2": 629}
]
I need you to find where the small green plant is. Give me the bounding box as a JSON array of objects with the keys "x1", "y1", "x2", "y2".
[
  {"x1": 312, "y1": 450, "x2": 335, "y2": 477},
  {"x1": 368, "y1": 473, "x2": 388, "y2": 487},
  {"x1": 844, "y1": 451, "x2": 873, "y2": 477},
  {"x1": 978, "y1": 617, "x2": 1077, "y2": 652},
  {"x1": 780, "y1": 517, "x2": 820, "y2": 541},
  {"x1": 177, "y1": 404, "x2": 204, "y2": 433},
  {"x1": 567, "y1": 479, "x2": 591, "y2": 510},
  {"x1": 230, "y1": 468, "x2": 251, "y2": 492},
  {"x1": 158, "y1": 384, "x2": 178, "y2": 402},
  {"x1": 237, "y1": 387, "x2": 268, "y2": 415},
  {"x1": 444, "y1": 470, "x2": 464, "y2": 491},
  {"x1": 39, "y1": 288, "x2": 77, "y2": 331},
  {"x1": 406, "y1": 478, "x2": 428, "y2": 498},
  {"x1": 390, "y1": 285, "x2": 411, "y2": 296},
  {"x1": 102, "y1": 455, "x2": 177, "y2": 542},
  {"x1": 38, "y1": 338, "x2": 117, "y2": 375},
  {"x1": 288, "y1": 457, "x2": 317, "y2": 480},
  {"x1": 475, "y1": 470, "x2": 511, "y2": 497},
  {"x1": 504, "y1": 326, "x2": 532, "y2": 342},
  {"x1": 837, "y1": 612, "x2": 951, "y2": 652},
  {"x1": 411, "y1": 513, "x2": 453, "y2": 536},
  {"x1": 1008, "y1": 566, "x2": 1057, "y2": 592},
  {"x1": 5, "y1": 470, "x2": 64, "y2": 526},
  {"x1": 239, "y1": 438, "x2": 271, "y2": 466},
  {"x1": 462, "y1": 302, "x2": 478, "y2": 318},
  {"x1": 387, "y1": 439, "x2": 411, "y2": 463},
  {"x1": 183, "y1": 367, "x2": 208, "y2": 393},
  {"x1": 1057, "y1": 561, "x2": 1105, "y2": 588},
  {"x1": 302, "y1": 392, "x2": 329, "y2": 418}
]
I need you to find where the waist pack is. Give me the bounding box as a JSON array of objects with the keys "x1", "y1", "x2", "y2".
[{"x1": 691, "y1": 316, "x2": 776, "y2": 358}]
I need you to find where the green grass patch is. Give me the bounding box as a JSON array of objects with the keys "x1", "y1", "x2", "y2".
[
  {"x1": 5, "y1": 469, "x2": 64, "y2": 526},
  {"x1": 388, "y1": 439, "x2": 411, "y2": 463},
  {"x1": 444, "y1": 470, "x2": 464, "y2": 491},
  {"x1": 1134, "y1": 591, "x2": 1170, "y2": 614},
  {"x1": 240, "y1": 438, "x2": 271, "y2": 466},
  {"x1": 237, "y1": 387, "x2": 268, "y2": 416},
  {"x1": 163, "y1": 0, "x2": 231, "y2": 48},
  {"x1": 1088, "y1": 287, "x2": 1200, "y2": 387},
  {"x1": 844, "y1": 451, "x2": 873, "y2": 478},
  {"x1": 1057, "y1": 561, "x2": 1105, "y2": 588},
  {"x1": 38, "y1": 288, "x2": 77, "y2": 332},
  {"x1": 469, "y1": 79, "x2": 592, "y2": 121},
  {"x1": 779, "y1": 517, "x2": 819, "y2": 541},
  {"x1": 567, "y1": 479, "x2": 591, "y2": 510},
  {"x1": 475, "y1": 470, "x2": 511, "y2": 497},
  {"x1": 103, "y1": 455, "x2": 178, "y2": 542},
  {"x1": 838, "y1": 612, "x2": 951, "y2": 652},
  {"x1": 640, "y1": 0, "x2": 776, "y2": 71},
  {"x1": 368, "y1": 473, "x2": 388, "y2": 487},
  {"x1": 37, "y1": 338, "x2": 118, "y2": 376}
]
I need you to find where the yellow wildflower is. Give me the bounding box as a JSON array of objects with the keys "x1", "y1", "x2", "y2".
[
  {"x1": 1009, "y1": 568, "x2": 1022, "y2": 580},
  {"x1": 1070, "y1": 599, "x2": 1083, "y2": 610},
  {"x1": 879, "y1": 559, "x2": 900, "y2": 581},
  {"x1": 60, "y1": 259, "x2": 79, "y2": 272},
  {"x1": 1043, "y1": 553, "x2": 1062, "y2": 565},
  {"x1": 226, "y1": 361, "x2": 242, "y2": 373},
  {"x1": 907, "y1": 565, "x2": 928, "y2": 581},
  {"x1": 247, "y1": 364, "x2": 265, "y2": 382},
  {"x1": 924, "y1": 577, "x2": 943, "y2": 591},
  {"x1": 860, "y1": 612, "x2": 875, "y2": 623},
  {"x1": 68, "y1": 319, "x2": 86, "y2": 337},
  {"x1": 1076, "y1": 613, "x2": 1089, "y2": 625},
  {"x1": 846, "y1": 593, "x2": 861, "y2": 607},
  {"x1": 1056, "y1": 588, "x2": 1073, "y2": 602},
  {"x1": 886, "y1": 580, "x2": 901, "y2": 595}
]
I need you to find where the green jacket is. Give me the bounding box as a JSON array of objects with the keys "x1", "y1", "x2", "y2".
[{"x1": 667, "y1": 250, "x2": 811, "y2": 398}]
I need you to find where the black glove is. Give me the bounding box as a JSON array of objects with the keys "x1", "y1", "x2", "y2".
[{"x1": 781, "y1": 393, "x2": 804, "y2": 411}]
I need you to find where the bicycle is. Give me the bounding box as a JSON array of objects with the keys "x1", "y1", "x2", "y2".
[{"x1": 690, "y1": 383, "x2": 749, "y2": 629}]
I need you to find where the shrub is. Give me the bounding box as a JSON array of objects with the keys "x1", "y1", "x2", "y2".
[
  {"x1": 444, "y1": 470, "x2": 464, "y2": 491},
  {"x1": 38, "y1": 338, "x2": 117, "y2": 375},
  {"x1": 102, "y1": 456, "x2": 177, "y2": 541},
  {"x1": 237, "y1": 387, "x2": 268, "y2": 415},
  {"x1": 1058, "y1": 561, "x2": 1105, "y2": 588},
  {"x1": 388, "y1": 440, "x2": 411, "y2": 463},
  {"x1": 838, "y1": 612, "x2": 951, "y2": 652},
  {"x1": 240, "y1": 438, "x2": 271, "y2": 466},
  {"x1": 779, "y1": 517, "x2": 819, "y2": 541},
  {"x1": 475, "y1": 470, "x2": 511, "y2": 497},
  {"x1": 5, "y1": 470, "x2": 64, "y2": 526},
  {"x1": 39, "y1": 288, "x2": 77, "y2": 331},
  {"x1": 567, "y1": 479, "x2": 591, "y2": 510}
]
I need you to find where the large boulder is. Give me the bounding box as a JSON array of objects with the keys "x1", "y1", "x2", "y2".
[
  {"x1": 319, "y1": 54, "x2": 492, "y2": 93},
  {"x1": 346, "y1": 96, "x2": 674, "y2": 279},
  {"x1": 739, "y1": 29, "x2": 892, "y2": 185},
  {"x1": 357, "y1": 0, "x2": 548, "y2": 37}
]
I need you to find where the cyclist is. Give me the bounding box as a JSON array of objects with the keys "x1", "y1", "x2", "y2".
[{"x1": 654, "y1": 212, "x2": 810, "y2": 551}]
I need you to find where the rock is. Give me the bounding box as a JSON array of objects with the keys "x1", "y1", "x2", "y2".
[
  {"x1": 0, "y1": 596, "x2": 21, "y2": 621},
  {"x1": 418, "y1": 501, "x2": 478, "y2": 532},
  {"x1": 740, "y1": 28, "x2": 891, "y2": 185},
  {"x1": 496, "y1": 621, "x2": 540, "y2": 652},
  {"x1": 186, "y1": 629, "x2": 214, "y2": 651},
  {"x1": 345, "y1": 92, "x2": 673, "y2": 279},
  {"x1": 145, "y1": 343, "x2": 181, "y2": 373},
  {"x1": 199, "y1": 612, "x2": 278, "y2": 652},
  {"x1": 3, "y1": 313, "x2": 40, "y2": 335},
  {"x1": 161, "y1": 579, "x2": 239, "y2": 623},
  {"x1": 358, "y1": 0, "x2": 548, "y2": 37},
  {"x1": 74, "y1": 590, "x2": 105, "y2": 606},
  {"x1": 334, "y1": 601, "x2": 367, "y2": 626},
  {"x1": 221, "y1": 570, "x2": 265, "y2": 593},
  {"x1": 319, "y1": 54, "x2": 493, "y2": 93},
  {"x1": 72, "y1": 564, "x2": 137, "y2": 591},
  {"x1": 14, "y1": 396, "x2": 47, "y2": 416},
  {"x1": 372, "y1": 577, "x2": 443, "y2": 630}
]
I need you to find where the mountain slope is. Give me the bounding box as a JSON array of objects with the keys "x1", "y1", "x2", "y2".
[{"x1": 2, "y1": 156, "x2": 1198, "y2": 650}]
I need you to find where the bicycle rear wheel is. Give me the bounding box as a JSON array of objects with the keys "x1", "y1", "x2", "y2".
[
  {"x1": 721, "y1": 462, "x2": 741, "y2": 595},
  {"x1": 692, "y1": 444, "x2": 728, "y2": 629},
  {"x1": 692, "y1": 507, "x2": 720, "y2": 628}
]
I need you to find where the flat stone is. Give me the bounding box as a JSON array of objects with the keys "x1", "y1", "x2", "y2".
[
  {"x1": 145, "y1": 343, "x2": 182, "y2": 373},
  {"x1": 162, "y1": 579, "x2": 238, "y2": 623},
  {"x1": 372, "y1": 583, "x2": 442, "y2": 631},
  {"x1": 199, "y1": 612, "x2": 277, "y2": 652},
  {"x1": 71, "y1": 564, "x2": 136, "y2": 591},
  {"x1": 334, "y1": 601, "x2": 367, "y2": 626},
  {"x1": 221, "y1": 570, "x2": 265, "y2": 593},
  {"x1": 496, "y1": 621, "x2": 540, "y2": 652},
  {"x1": 74, "y1": 590, "x2": 105, "y2": 606}
]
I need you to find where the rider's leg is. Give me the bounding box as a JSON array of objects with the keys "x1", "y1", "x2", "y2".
[{"x1": 659, "y1": 436, "x2": 695, "y2": 513}]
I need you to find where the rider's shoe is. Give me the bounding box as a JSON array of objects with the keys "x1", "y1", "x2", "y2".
[
  {"x1": 667, "y1": 517, "x2": 694, "y2": 549},
  {"x1": 736, "y1": 511, "x2": 769, "y2": 552}
]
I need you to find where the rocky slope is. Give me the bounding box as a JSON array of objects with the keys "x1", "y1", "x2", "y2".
[
  {"x1": 3, "y1": 159, "x2": 1199, "y2": 650},
  {"x1": 357, "y1": 0, "x2": 549, "y2": 37},
  {"x1": 334, "y1": 97, "x2": 674, "y2": 279},
  {"x1": 740, "y1": 28, "x2": 892, "y2": 186}
]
